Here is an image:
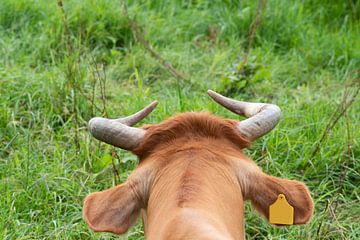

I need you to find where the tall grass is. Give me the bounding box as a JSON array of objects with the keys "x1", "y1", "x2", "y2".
[{"x1": 0, "y1": 0, "x2": 359, "y2": 239}]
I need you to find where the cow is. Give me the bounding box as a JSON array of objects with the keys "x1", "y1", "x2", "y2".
[{"x1": 83, "y1": 90, "x2": 313, "y2": 239}]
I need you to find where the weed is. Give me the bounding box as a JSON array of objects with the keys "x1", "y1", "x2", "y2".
[{"x1": 0, "y1": 0, "x2": 359, "y2": 239}]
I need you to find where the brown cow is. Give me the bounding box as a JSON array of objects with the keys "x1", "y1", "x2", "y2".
[{"x1": 83, "y1": 90, "x2": 313, "y2": 239}]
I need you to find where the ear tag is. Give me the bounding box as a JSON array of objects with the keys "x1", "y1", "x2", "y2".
[{"x1": 269, "y1": 194, "x2": 294, "y2": 225}]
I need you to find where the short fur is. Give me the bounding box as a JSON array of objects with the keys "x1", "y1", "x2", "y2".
[
  {"x1": 133, "y1": 112, "x2": 250, "y2": 158},
  {"x1": 83, "y1": 112, "x2": 313, "y2": 239}
]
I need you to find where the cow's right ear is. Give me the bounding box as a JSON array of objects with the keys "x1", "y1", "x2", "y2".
[
  {"x1": 83, "y1": 181, "x2": 142, "y2": 235},
  {"x1": 234, "y1": 159, "x2": 313, "y2": 225},
  {"x1": 243, "y1": 171, "x2": 314, "y2": 225}
]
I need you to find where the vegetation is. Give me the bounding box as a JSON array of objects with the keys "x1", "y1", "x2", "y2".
[{"x1": 0, "y1": 0, "x2": 359, "y2": 239}]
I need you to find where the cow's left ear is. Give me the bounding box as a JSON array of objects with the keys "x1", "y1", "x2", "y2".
[
  {"x1": 242, "y1": 170, "x2": 314, "y2": 225},
  {"x1": 83, "y1": 181, "x2": 143, "y2": 235}
]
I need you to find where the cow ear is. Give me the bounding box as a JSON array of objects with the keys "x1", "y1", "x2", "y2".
[
  {"x1": 245, "y1": 172, "x2": 314, "y2": 225},
  {"x1": 83, "y1": 181, "x2": 142, "y2": 235}
]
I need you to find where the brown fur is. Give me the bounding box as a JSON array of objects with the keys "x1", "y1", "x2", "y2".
[
  {"x1": 133, "y1": 112, "x2": 250, "y2": 159},
  {"x1": 83, "y1": 112, "x2": 314, "y2": 239}
]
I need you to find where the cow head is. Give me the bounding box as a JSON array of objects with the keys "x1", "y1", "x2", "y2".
[{"x1": 83, "y1": 90, "x2": 313, "y2": 237}]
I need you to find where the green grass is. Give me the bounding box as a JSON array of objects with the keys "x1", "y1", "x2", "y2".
[{"x1": 0, "y1": 0, "x2": 359, "y2": 239}]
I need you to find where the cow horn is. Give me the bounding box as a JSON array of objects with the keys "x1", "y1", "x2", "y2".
[
  {"x1": 207, "y1": 90, "x2": 281, "y2": 141},
  {"x1": 88, "y1": 101, "x2": 158, "y2": 150}
]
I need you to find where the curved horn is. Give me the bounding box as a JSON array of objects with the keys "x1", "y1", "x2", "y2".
[
  {"x1": 88, "y1": 101, "x2": 158, "y2": 150},
  {"x1": 208, "y1": 90, "x2": 281, "y2": 141}
]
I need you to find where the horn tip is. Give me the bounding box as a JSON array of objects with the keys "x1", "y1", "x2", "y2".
[
  {"x1": 207, "y1": 89, "x2": 218, "y2": 98},
  {"x1": 145, "y1": 100, "x2": 159, "y2": 113},
  {"x1": 207, "y1": 89, "x2": 225, "y2": 101},
  {"x1": 150, "y1": 100, "x2": 159, "y2": 108},
  {"x1": 88, "y1": 117, "x2": 104, "y2": 132}
]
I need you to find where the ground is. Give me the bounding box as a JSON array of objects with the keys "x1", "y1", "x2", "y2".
[{"x1": 0, "y1": 0, "x2": 359, "y2": 239}]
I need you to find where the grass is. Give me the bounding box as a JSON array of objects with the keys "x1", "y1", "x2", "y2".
[{"x1": 0, "y1": 0, "x2": 359, "y2": 239}]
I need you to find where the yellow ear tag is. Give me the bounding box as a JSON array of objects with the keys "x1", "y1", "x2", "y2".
[{"x1": 269, "y1": 194, "x2": 294, "y2": 225}]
